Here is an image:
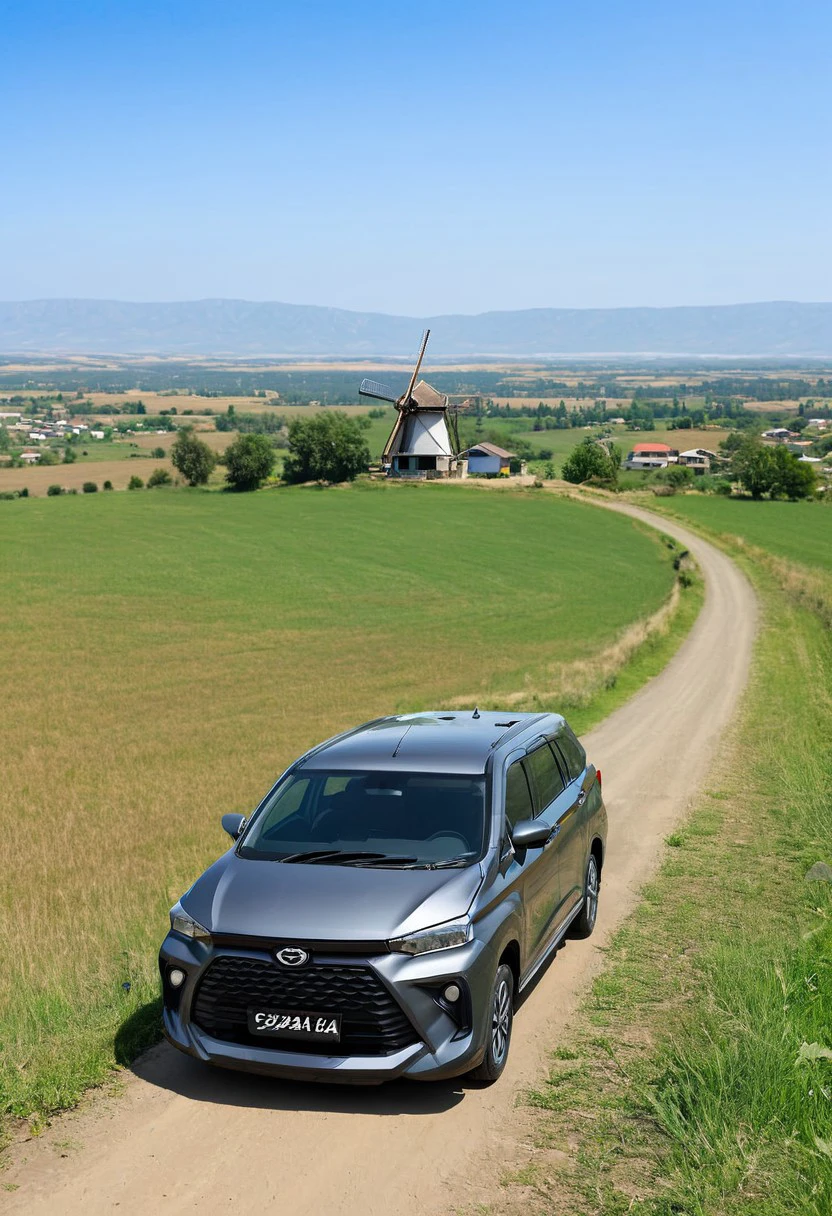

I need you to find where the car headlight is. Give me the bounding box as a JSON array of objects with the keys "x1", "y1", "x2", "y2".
[
  {"x1": 169, "y1": 904, "x2": 212, "y2": 943},
  {"x1": 389, "y1": 918, "x2": 473, "y2": 956}
]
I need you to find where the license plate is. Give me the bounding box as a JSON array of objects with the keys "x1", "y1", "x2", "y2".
[{"x1": 247, "y1": 1008, "x2": 342, "y2": 1043}]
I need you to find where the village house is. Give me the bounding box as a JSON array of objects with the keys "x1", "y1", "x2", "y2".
[
  {"x1": 465, "y1": 442, "x2": 515, "y2": 477},
  {"x1": 762, "y1": 427, "x2": 795, "y2": 442},
  {"x1": 624, "y1": 442, "x2": 679, "y2": 470},
  {"x1": 677, "y1": 447, "x2": 716, "y2": 474}
]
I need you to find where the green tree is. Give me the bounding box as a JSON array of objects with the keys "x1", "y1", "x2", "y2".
[
  {"x1": 561, "y1": 437, "x2": 621, "y2": 485},
  {"x1": 768, "y1": 444, "x2": 817, "y2": 500},
  {"x1": 147, "y1": 467, "x2": 173, "y2": 488},
  {"x1": 38, "y1": 448, "x2": 59, "y2": 467},
  {"x1": 0, "y1": 425, "x2": 9, "y2": 452},
  {"x1": 170, "y1": 427, "x2": 216, "y2": 486},
  {"x1": 282, "y1": 413, "x2": 370, "y2": 484},
  {"x1": 82, "y1": 481, "x2": 98, "y2": 493},
  {"x1": 224, "y1": 433, "x2": 276, "y2": 491},
  {"x1": 63, "y1": 445, "x2": 77, "y2": 463},
  {"x1": 732, "y1": 437, "x2": 775, "y2": 498},
  {"x1": 127, "y1": 475, "x2": 144, "y2": 490}
]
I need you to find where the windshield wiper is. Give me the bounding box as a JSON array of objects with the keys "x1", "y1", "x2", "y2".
[
  {"x1": 279, "y1": 850, "x2": 389, "y2": 865},
  {"x1": 340, "y1": 855, "x2": 420, "y2": 868},
  {"x1": 414, "y1": 854, "x2": 478, "y2": 870}
]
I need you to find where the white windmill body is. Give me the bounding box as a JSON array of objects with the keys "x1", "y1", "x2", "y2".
[{"x1": 359, "y1": 331, "x2": 466, "y2": 478}]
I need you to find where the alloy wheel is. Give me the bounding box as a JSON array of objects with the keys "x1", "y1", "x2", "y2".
[
  {"x1": 491, "y1": 976, "x2": 511, "y2": 1065},
  {"x1": 585, "y1": 856, "x2": 599, "y2": 932}
]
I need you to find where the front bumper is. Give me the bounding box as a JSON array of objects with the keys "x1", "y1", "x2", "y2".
[{"x1": 159, "y1": 930, "x2": 498, "y2": 1083}]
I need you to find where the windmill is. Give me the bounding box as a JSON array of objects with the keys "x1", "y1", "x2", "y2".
[{"x1": 359, "y1": 330, "x2": 466, "y2": 478}]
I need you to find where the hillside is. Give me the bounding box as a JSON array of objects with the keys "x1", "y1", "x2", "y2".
[{"x1": 1, "y1": 299, "x2": 832, "y2": 356}]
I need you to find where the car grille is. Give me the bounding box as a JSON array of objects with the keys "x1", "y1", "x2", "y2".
[{"x1": 191, "y1": 956, "x2": 419, "y2": 1056}]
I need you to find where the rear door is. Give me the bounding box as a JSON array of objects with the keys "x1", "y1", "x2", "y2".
[
  {"x1": 550, "y1": 730, "x2": 590, "y2": 912},
  {"x1": 521, "y1": 741, "x2": 569, "y2": 964}
]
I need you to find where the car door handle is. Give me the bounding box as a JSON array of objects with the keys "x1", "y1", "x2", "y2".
[{"x1": 575, "y1": 788, "x2": 587, "y2": 807}]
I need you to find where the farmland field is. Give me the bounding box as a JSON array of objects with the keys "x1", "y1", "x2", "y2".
[
  {"x1": 655, "y1": 495, "x2": 832, "y2": 571},
  {"x1": 0, "y1": 482, "x2": 681, "y2": 1125}
]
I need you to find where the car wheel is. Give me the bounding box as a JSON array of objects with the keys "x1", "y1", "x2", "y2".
[
  {"x1": 571, "y1": 854, "x2": 600, "y2": 939},
  {"x1": 468, "y1": 963, "x2": 514, "y2": 1084}
]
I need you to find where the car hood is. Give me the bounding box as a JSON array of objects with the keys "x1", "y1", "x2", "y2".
[{"x1": 182, "y1": 851, "x2": 484, "y2": 942}]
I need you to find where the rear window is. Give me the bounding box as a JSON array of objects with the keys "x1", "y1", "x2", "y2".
[
  {"x1": 524, "y1": 742, "x2": 566, "y2": 813},
  {"x1": 554, "y1": 732, "x2": 586, "y2": 782}
]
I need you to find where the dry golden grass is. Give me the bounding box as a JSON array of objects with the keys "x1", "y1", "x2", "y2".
[{"x1": 0, "y1": 457, "x2": 178, "y2": 495}]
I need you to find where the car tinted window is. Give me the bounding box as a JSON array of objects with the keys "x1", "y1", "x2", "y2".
[
  {"x1": 504, "y1": 760, "x2": 534, "y2": 828},
  {"x1": 239, "y1": 770, "x2": 486, "y2": 865},
  {"x1": 525, "y1": 742, "x2": 566, "y2": 813},
  {"x1": 554, "y1": 732, "x2": 586, "y2": 782}
]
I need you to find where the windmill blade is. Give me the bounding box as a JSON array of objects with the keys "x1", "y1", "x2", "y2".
[
  {"x1": 401, "y1": 329, "x2": 430, "y2": 407},
  {"x1": 359, "y1": 378, "x2": 399, "y2": 403}
]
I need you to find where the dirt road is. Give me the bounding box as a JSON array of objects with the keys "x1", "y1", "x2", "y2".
[{"x1": 4, "y1": 503, "x2": 756, "y2": 1215}]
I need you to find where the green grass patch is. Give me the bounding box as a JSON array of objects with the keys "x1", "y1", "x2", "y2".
[
  {"x1": 652, "y1": 494, "x2": 832, "y2": 572},
  {"x1": 0, "y1": 481, "x2": 688, "y2": 1135},
  {"x1": 504, "y1": 534, "x2": 832, "y2": 1215}
]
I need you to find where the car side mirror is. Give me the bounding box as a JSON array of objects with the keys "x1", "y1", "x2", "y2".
[
  {"x1": 511, "y1": 818, "x2": 551, "y2": 849},
  {"x1": 221, "y1": 813, "x2": 246, "y2": 841}
]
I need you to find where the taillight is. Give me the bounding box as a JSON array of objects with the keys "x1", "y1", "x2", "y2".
[{"x1": 596, "y1": 768, "x2": 602, "y2": 789}]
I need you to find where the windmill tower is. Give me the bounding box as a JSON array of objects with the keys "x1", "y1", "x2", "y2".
[{"x1": 359, "y1": 331, "x2": 466, "y2": 478}]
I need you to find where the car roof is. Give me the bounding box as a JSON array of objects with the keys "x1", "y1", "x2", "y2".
[{"x1": 299, "y1": 711, "x2": 565, "y2": 775}]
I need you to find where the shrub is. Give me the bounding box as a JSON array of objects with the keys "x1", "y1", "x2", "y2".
[
  {"x1": 151, "y1": 446, "x2": 167, "y2": 459},
  {"x1": 82, "y1": 481, "x2": 98, "y2": 493},
  {"x1": 283, "y1": 413, "x2": 370, "y2": 484},
  {"x1": 47, "y1": 484, "x2": 63, "y2": 496},
  {"x1": 147, "y1": 467, "x2": 172, "y2": 488},
  {"x1": 19, "y1": 487, "x2": 28, "y2": 498},
  {"x1": 38, "y1": 448, "x2": 59, "y2": 467},
  {"x1": 63, "y1": 446, "x2": 77, "y2": 464},
  {"x1": 127, "y1": 475, "x2": 144, "y2": 490},
  {"x1": 170, "y1": 427, "x2": 216, "y2": 486},
  {"x1": 103, "y1": 480, "x2": 114, "y2": 491},
  {"x1": 224, "y1": 433, "x2": 276, "y2": 491}
]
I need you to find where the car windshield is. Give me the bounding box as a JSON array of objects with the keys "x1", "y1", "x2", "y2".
[{"x1": 238, "y1": 770, "x2": 488, "y2": 866}]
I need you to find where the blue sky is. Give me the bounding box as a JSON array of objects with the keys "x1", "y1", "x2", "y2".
[{"x1": 1, "y1": 0, "x2": 830, "y2": 313}]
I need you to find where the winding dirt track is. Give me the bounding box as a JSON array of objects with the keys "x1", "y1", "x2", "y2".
[{"x1": 5, "y1": 503, "x2": 757, "y2": 1215}]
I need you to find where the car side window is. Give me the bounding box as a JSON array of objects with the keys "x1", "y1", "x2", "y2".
[
  {"x1": 554, "y1": 732, "x2": 586, "y2": 782},
  {"x1": 525, "y1": 742, "x2": 566, "y2": 815},
  {"x1": 504, "y1": 759, "x2": 534, "y2": 829}
]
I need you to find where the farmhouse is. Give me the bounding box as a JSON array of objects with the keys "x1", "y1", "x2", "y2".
[
  {"x1": 624, "y1": 442, "x2": 678, "y2": 470},
  {"x1": 466, "y1": 442, "x2": 514, "y2": 477},
  {"x1": 20, "y1": 450, "x2": 40, "y2": 464},
  {"x1": 677, "y1": 447, "x2": 716, "y2": 473},
  {"x1": 762, "y1": 427, "x2": 795, "y2": 442}
]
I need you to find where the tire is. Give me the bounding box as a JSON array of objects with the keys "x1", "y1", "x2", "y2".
[
  {"x1": 468, "y1": 963, "x2": 514, "y2": 1084},
  {"x1": 571, "y1": 853, "x2": 600, "y2": 939}
]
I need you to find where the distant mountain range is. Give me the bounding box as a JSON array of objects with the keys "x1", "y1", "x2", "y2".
[{"x1": 1, "y1": 299, "x2": 831, "y2": 357}]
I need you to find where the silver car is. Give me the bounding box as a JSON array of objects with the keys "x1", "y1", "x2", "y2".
[{"x1": 159, "y1": 710, "x2": 606, "y2": 1084}]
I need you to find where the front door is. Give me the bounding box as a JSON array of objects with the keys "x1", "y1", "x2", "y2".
[{"x1": 520, "y1": 741, "x2": 569, "y2": 965}]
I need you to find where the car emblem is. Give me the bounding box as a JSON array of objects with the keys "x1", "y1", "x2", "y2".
[{"x1": 275, "y1": 946, "x2": 310, "y2": 967}]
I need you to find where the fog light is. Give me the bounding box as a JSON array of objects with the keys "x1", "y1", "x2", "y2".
[
  {"x1": 168, "y1": 968, "x2": 186, "y2": 988},
  {"x1": 443, "y1": 983, "x2": 461, "y2": 1003}
]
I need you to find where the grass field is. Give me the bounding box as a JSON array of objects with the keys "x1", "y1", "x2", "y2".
[
  {"x1": 649, "y1": 494, "x2": 832, "y2": 571},
  {"x1": 0, "y1": 482, "x2": 684, "y2": 1130},
  {"x1": 495, "y1": 504, "x2": 832, "y2": 1215}
]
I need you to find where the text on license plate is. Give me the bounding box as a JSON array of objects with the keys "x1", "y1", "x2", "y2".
[{"x1": 247, "y1": 1008, "x2": 342, "y2": 1042}]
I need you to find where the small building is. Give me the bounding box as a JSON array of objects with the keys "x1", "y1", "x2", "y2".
[
  {"x1": 624, "y1": 441, "x2": 678, "y2": 471},
  {"x1": 20, "y1": 450, "x2": 40, "y2": 464},
  {"x1": 762, "y1": 428, "x2": 795, "y2": 442},
  {"x1": 90, "y1": 429, "x2": 106, "y2": 440},
  {"x1": 678, "y1": 447, "x2": 716, "y2": 474},
  {"x1": 466, "y1": 442, "x2": 514, "y2": 477}
]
